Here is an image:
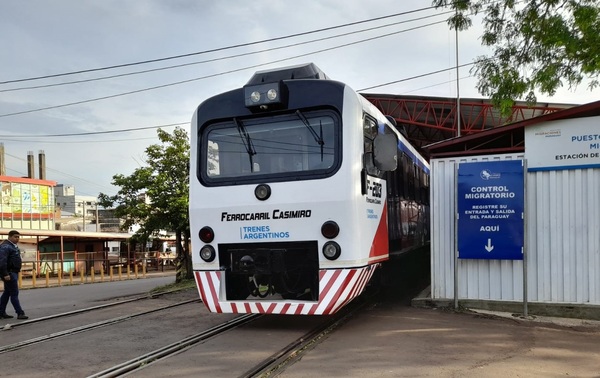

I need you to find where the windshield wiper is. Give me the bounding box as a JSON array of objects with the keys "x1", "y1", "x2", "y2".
[
  {"x1": 234, "y1": 118, "x2": 257, "y2": 172},
  {"x1": 295, "y1": 110, "x2": 325, "y2": 161}
]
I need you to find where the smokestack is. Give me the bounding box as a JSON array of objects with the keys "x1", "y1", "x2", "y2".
[
  {"x1": 27, "y1": 151, "x2": 35, "y2": 179},
  {"x1": 38, "y1": 150, "x2": 46, "y2": 180},
  {"x1": 0, "y1": 143, "x2": 5, "y2": 176}
]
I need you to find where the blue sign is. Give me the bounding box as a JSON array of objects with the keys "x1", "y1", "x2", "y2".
[{"x1": 457, "y1": 160, "x2": 524, "y2": 260}]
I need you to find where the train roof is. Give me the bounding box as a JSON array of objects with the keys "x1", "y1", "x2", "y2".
[{"x1": 246, "y1": 63, "x2": 329, "y2": 85}]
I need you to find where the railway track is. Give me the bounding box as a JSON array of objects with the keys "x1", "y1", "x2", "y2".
[
  {"x1": 2, "y1": 288, "x2": 188, "y2": 331},
  {"x1": 2, "y1": 282, "x2": 388, "y2": 377},
  {"x1": 85, "y1": 290, "x2": 379, "y2": 377},
  {"x1": 0, "y1": 299, "x2": 199, "y2": 353},
  {"x1": 88, "y1": 314, "x2": 261, "y2": 378},
  {"x1": 240, "y1": 293, "x2": 376, "y2": 378}
]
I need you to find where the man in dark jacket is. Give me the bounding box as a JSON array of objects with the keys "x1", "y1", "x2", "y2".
[{"x1": 0, "y1": 230, "x2": 28, "y2": 319}]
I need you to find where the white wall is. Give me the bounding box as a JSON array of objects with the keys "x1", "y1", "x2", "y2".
[
  {"x1": 527, "y1": 168, "x2": 600, "y2": 303},
  {"x1": 430, "y1": 154, "x2": 600, "y2": 305}
]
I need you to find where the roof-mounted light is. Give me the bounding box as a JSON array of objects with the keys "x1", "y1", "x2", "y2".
[
  {"x1": 250, "y1": 91, "x2": 261, "y2": 103},
  {"x1": 243, "y1": 81, "x2": 288, "y2": 111},
  {"x1": 267, "y1": 89, "x2": 278, "y2": 101}
]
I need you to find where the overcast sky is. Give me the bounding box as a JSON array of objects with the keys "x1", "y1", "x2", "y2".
[{"x1": 1, "y1": 1, "x2": 597, "y2": 198}]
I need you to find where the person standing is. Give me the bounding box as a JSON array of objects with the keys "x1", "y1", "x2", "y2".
[{"x1": 0, "y1": 230, "x2": 28, "y2": 319}]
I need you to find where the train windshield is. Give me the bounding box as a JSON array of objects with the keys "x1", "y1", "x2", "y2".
[{"x1": 201, "y1": 110, "x2": 339, "y2": 184}]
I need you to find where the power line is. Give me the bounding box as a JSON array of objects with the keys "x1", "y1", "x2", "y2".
[
  {"x1": 0, "y1": 19, "x2": 448, "y2": 118},
  {"x1": 0, "y1": 5, "x2": 441, "y2": 85},
  {"x1": 1, "y1": 11, "x2": 452, "y2": 93},
  {"x1": 403, "y1": 74, "x2": 474, "y2": 94},
  {"x1": 1, "y1": 136, "x2": 160, "y2": 144},
  {"x1": 0, "y1": 63, "x2": 475, "y2": 139},
  {"x1": 358, "y1": 62, "x2": 474, "y2": 91},
  {"x1": 3, "y1": 151, "x2": 116, "y2": 194},
  {"x1": 0, "y1": 122, "x2": 187, "y2": 138}
]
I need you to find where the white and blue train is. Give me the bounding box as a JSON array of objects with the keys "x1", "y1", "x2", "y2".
[{"x1": 190, "y1": 63, "x2": 430, "y2": 315}]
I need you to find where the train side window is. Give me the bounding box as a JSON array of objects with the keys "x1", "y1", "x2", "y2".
[
  {"x1": 403, "y1": 155, "x2": 410, "y2": 198},
  {"x1": 414, "y1": 164, "x2": 420, "y2": 203},
  {"x1": 363, "y1": 116, "x2": 381, "y2": 177},
  {"x1": 386, "y1": 169, "x2": 397, "y2": 197},
  {"x1": 407, "y1": 160, "x2": 415, "y2": 200},
  {"x1": 422, "y1": 169, "x2": 430, "y2": 205},
  {"x1": 363, "y1": 116, "x2": 377, "y2": 139},
  {"x1": 413, "y1": 165, "x2": 418, "y2": 202},
  {"x1": 394, "y1": 157, "x2": 404, "y2": 198}
]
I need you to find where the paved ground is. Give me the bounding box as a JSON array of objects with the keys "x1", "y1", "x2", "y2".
[
  {"x1": 281, "y1": 298, "x2": 600, "y2": 377},
  {"x1": 8, "y1": 273, "x2": 600, "y2": 377},
  {"x1": 13, "y1": 274, "x2": 177, "y2": 319}
]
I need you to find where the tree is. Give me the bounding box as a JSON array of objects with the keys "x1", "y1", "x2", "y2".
[
  {"x1": 433, "y1": 0, "x2": 600, "y2": 114},
  {"x1": 98, "y1": 127, "x2": 192, "y2": 282}
]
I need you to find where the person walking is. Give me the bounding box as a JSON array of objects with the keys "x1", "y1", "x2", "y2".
[{"x1": 0, "y1": 230, "x2": 28, "y2": 319}]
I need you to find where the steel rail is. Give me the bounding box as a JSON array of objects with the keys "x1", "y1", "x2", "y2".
[
  {"x1": 2, "y1": 287, "x2": 190, "y2": 330},
  {"x1": 0, "y1": 299, "x2": 200, "y2": 353},
  {"x1": 87, "y1": 313, "x2": 261, "y2": 378},
  {"x1": 240, "y1": 292, "x2": 379, "y2": 378}
]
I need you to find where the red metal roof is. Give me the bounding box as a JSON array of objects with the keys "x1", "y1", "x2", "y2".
[
  {"x1": 362, "y1": 94, "x2": 575, "y2": 156},
  {"x1": 0, "y1": 175, "x2": 57, "y2": 186},
  {"x1": 422, "y1": 99, "x2": 600, "y2": 158}
]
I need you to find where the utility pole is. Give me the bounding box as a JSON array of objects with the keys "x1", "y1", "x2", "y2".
[{"x1": 455, "y1": 11, "x2": 461, "y2": 137}]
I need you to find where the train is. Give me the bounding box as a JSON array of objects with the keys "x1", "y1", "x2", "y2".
[{"x1": 190, "y1": 63, "x2": 430, "y2": 315}]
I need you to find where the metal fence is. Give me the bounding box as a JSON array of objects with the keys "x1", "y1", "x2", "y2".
[{"x1": 17, "y1": 251, "x2": 176, "y2": 289}]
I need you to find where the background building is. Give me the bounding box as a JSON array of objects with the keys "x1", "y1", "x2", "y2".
[
  {"x1": 0, "y1": 176, "x2": 57, "y2": 231},
  {"x1": 0, "y1": 147, "x2": 56, "y2": 231},
  {"x1": 54, "y1": 183, "x2": 98, "y2": 218}
]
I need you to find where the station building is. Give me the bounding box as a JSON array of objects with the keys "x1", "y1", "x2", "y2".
[{"x1": 422, "y1": 100, "x2": 600, "y2": 319}]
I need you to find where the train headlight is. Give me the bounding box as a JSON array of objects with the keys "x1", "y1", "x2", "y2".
[
  {"x1": 243, "y1": 82, "x2": 288, "y2": 110},
  {"x1": 199, "y1": 226, "x2": 214, "y2": 243},
  {"x1": 199, "y1": 245, "x2": 216, "y2": 262},
  {"x1": 321, "y1": 221, "x2": 339, "y2": 239},
  {"x1": 250, "y1": 91, "x2": 261, "y2": 103},
  {"x1": 267, "y1": 88, "x2": 278, "y2": 101},
  {"x1": 254, "y1": 184, "x2": 271, "y2": 201},
  {"x1": 322, "y1": 241, "x2": 341, "y2": 260}
]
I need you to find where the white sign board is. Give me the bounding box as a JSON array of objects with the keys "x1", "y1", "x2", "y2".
[{"x1": 525, "y1": 116, "x2": 600, "y2": 171}]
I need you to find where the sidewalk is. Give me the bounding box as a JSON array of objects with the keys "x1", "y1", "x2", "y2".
[{"x1": 411, "y1": 285, "x2": 600, "y2": 321}]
